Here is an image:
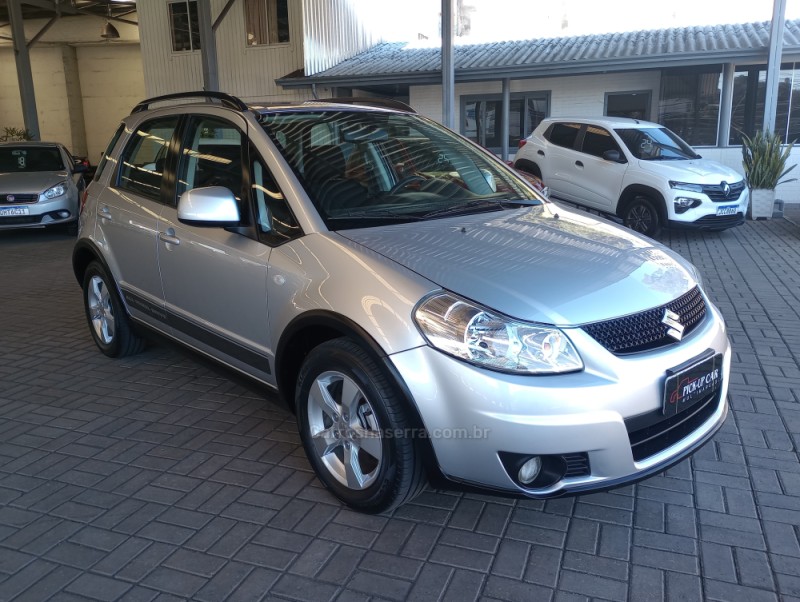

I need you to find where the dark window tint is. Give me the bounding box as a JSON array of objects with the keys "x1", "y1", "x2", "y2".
[
  {"x1": 547, "y1": 123, "x2": 581, "y2": 148},
  {"x1": 606, "y1": 91, "x2": 651, "y2": 120},
  {"x1": 117, "y1": 116, "x2": 179, "y2": 200},
  {"x1": 729, "y1": 63, "x2": 799, "y2": 145},
  {"x1": 251, "y1": 147, "x2": 300, "y2": 245},
  {"x1": 581, "y1": 126, "x2": 620, "y2": 158},
  {"x1": 169, "y1": 1, "x2": 201, "y2": 51},
  {"x1": 177, "y1": 116, "x2": 244, "y2": 203},
  {"x1": 0, "y1": 146, "x2": 64, "y2": 172}
]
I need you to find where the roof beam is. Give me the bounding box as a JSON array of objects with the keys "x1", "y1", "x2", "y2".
[{"x1": 27, "y1": 15, "x2": 57, "y2": 47}]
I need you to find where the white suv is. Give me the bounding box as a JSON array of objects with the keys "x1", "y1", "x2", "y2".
[{"x1": 514, "y1": 117, "x2": 748, "y2": 236}]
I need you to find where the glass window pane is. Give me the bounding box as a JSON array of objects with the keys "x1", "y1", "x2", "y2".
[
  {"x1": 169, "y1": 2, "x2": 191, "y2": 51},
  {"x1": 245, "y1": 0, "x2": 290, "y2": 46},
  {"x1": 547, "y1": 122, "x2": 581, "y2": 148},
  {"x1": 658, "y1": 69, "x2": 721, "y2": 146},
  {"x1": 189, "y1": 0, "x2": 201, "y2": 50},
  {"x1": 177, "y1": 117, "x2": 243, "y2": 200},
  {"x1": 606, "y1": 92, "x2": 650, "y2": 120},
  {"x1": 581, "y1": 126, "x2": 620, "y2": 158},
  {"x1": 118, "y1": 117, "x2": 180, "y2": 200}
]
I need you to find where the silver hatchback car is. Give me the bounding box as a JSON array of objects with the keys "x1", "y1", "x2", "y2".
[{"x1": 73, "y1": 92, "x2": 730, "y2": 513}]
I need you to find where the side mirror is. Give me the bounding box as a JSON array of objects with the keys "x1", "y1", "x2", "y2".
[
  {"x1": 178, "y1": 186, "x2": 241, "y2": 227},
  {"x1": 602, "y1": 149, "x2": 625, "y2": 163}
]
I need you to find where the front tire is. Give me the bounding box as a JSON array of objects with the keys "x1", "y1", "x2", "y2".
[
  {"x1": 296, "y1": 338, "x2": 426, "y2": 513},
  {"x1": 622, "y1": 196, "x2": 661, "y2": 237},
  {"x1": 82, "y1": 261, "x2": 146, "y2": 358}
]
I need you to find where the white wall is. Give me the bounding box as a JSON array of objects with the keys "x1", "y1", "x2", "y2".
[{"x1": 138, "y1": 0, "x2": 311, "y2": 103}]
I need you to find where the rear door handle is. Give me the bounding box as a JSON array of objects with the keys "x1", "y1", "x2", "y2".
[
  {"x1": 575, "y1": 160, "x2": 584, "y2": 168},
  {"x1": 98, "y1": 206, "x2": 112, "y2": 220},
  {"x1": 537, "y1": 150, "x2": 545, "y2": 156},
  {"x1": 159, "y1": 228, "x2": 180, "y2": 246}
]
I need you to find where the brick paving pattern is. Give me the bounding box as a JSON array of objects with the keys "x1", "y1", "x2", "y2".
[{"x1": 0, "y1": 215, "x2": 799, "y2": 601}]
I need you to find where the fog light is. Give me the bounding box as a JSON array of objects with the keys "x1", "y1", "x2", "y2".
[
  {"x1": 518, "y1": 456, "x2": 542, "y2": 484},
  {"x1": 57, "y1": 211, "x2": 70, "y2": 218}
]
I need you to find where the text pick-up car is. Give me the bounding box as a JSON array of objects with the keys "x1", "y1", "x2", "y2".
[
  {"x1": 514, "y1": 116, "x2": 748, "y2": 236},
  {"x1": 73, "y1": 93, "x2": 730, "y2": 513}
]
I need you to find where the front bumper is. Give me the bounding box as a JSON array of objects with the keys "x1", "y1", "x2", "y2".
[
  {"x1": 390, "y1": 298, "x2": 730, "y2": 497},
  {"x1": 666, "y1": 188, "x2": 749, "y2": 231},
  {"x1": 0, "y1": 194, "x2": 78, "y2": 230}
]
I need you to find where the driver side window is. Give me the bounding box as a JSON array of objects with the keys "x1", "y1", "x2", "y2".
[{"x1": 177, "y1": 116, "x2": 244, "y2": 203}]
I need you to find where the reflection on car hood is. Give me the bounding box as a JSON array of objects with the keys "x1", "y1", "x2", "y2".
[
  {"x1": 636, "y1": 158, "x2": 743, "y2": 182},
  {"x1": 338, "y1": 205, "x2": 696, "y2": 326},
  {"x1": 0, "y1": 171, "x2": 68, "y2": 195}
]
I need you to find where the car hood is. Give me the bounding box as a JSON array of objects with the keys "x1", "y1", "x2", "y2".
[
  {"x1": 337, "y1": 205, "x2": 697, "y2": 326},
  {"x1": 636, "y1": 158, "x2": 744, "y2": 183},
  {"x1": 0, "y1": 171, "x2": 68, "y2": 195}
]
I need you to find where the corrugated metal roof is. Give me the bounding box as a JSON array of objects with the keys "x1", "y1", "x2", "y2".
[{"x1": 280, "y1": 19, "x2": 800, "y2": 86}]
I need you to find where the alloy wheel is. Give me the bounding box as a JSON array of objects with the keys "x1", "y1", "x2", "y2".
[{"x1": 87, "y1": 275, "x2": 115, "y2": 345}]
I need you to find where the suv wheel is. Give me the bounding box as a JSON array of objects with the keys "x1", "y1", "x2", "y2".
[
  {"x1": 622, "y1": 196, "x2": 661, "y2": 237},
  {"x1": 82, "y1": 261, "x2": 146, "y2": 358},
  {"x1": 296, "y1": 338, "x2": 426, "y2": 513}
]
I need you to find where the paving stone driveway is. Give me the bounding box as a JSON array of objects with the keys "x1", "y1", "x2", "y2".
[{"x1": 0, "y1": 216, "x2": 799, "y2": 602}]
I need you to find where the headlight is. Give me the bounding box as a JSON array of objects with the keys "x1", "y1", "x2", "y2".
[
  {"x1": 669, "y1": 181, "x2": 703, "y2": 193},
  {"x1": 414, "y1": 292, "x2": 583, "y2": 374},
  {"x1": 43, "y1": 181, "x2": 67, "y2": 199}
]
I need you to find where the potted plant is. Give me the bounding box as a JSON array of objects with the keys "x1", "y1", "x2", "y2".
[{"x1": 741, "y1": 129, "x2": 796, "y2": 219}]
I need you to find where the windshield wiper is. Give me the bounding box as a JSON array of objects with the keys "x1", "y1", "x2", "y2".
[
  {"x1": 326, "y1": 208, "x2": 425, "y2": 221},
  {"x1": 420, "y1": 198, "x2": 536, "y2": 220}
]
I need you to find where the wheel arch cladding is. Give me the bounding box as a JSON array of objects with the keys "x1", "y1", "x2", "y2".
[{"x1": 618, "y1": 184, "x2": 667, "y2": 221}]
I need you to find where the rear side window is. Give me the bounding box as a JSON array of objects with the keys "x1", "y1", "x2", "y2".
[
  {"x1": 117, "y1": 116, "x2": 180, "y2": 201},
  {"x1": 94, "y1": 123, "x2": 125, "y2": 180},
  {"x1": 546, "y1": 122, "x2": 581, "y2": 149},
  {"x1": 581, "y1": 126, "x2": 621, "y2": 158}
]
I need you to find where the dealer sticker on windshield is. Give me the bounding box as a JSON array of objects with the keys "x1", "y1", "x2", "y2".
[
  {"x1": 663, "y1": 353, "x2": 723, "y2": 417},
  {"x1": 716, "y1": 205, "x2": 738, "y2": 216}
]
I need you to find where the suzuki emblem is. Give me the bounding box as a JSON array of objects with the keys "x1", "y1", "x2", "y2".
[{"x1": 662, "y1": 309, "x2": 684, "y2": 341}]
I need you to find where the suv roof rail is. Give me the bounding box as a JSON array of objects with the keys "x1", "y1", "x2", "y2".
[
  {"x1": 131, "y1": 91, "x2": 250, "y2": 114},
  {"x1": 307, "y1": 97, "x2": 416, "y2": 113}
]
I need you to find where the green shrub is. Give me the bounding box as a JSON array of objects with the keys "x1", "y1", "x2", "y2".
[{"x1": 741, "y1": 129, "x2": 797, "y2": 190}]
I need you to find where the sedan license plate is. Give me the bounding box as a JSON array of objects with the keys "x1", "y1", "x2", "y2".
[
  {"x1": 663, "y1": 353, "x2": 723, "y2": 417},
  {"x1": 0, "y1": 206, "x2": 29, "y2": 217},
  {"x1": 716, "y1": 205, "x2": 737, "y2": 216}
]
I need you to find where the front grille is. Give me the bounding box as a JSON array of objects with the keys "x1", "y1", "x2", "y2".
[
  {"x1": 0, "y1": 194, "x2": 38, "y2": 204},
  {"x1": 625, "y1": 391, "x2": 721, "y2": 462},
  {"x1": 701, "y1": 181, "x2": 745, "y2": 202},
  {"x1": 693, "y1": 213, "x2": 745, "y2": 228},
  {"x1": 563, "y1": 453, "x2": 590, "y2": 477},
  {"x1": 0, "y1": 215, "x2": 43, "y2": 226},
  {"x1": 582, "y1": 287, "x2": 706, "y2": 355}
]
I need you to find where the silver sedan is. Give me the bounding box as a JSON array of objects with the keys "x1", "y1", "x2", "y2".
[{"x1": 0, "y1": 142, "x2": 86, "y2": 234}]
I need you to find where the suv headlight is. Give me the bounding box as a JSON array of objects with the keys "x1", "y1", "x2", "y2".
[
  {"x1": 414, "y1": 292, "x2": 583, "y2": 374},
  {"x1": 43, "y1": 181, "x2": 67, "y2": 199},
  {"x1": 669, "y1": 181, "x2": 703, "y2": 193}
]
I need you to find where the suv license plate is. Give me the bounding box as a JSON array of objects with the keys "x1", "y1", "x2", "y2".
[
  {"x1": 0, "y1": 206, "x2": 29, "y2": 217},
  {"x1": 716, "y1": 205, "x2": 737, "y2": 216},
  {"x1": 663, "y1": 353, "x2": 723, "y2": 417}
]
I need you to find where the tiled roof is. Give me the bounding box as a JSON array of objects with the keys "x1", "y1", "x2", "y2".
[{"x1": 285, "y1": 19, "x2": 800, "y2": 85}]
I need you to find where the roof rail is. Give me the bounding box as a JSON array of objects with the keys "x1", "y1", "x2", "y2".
[
  {"x1": 308, "y1": 97, "x2": 416, "y2": 113},
  {"x1": 131, "y1": 91, "x2": 250, "y2": 114}
]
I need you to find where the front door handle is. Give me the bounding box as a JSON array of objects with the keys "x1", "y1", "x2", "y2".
[
  {"x1": 98, "y1": 206, "x2": 112, "y2": 220},
  {"x1": 575, "y1": 160, "x2": 584, "y2": 168},
  {"x1": 159, "y1": 228, "x2": 180, "y2": 246}
]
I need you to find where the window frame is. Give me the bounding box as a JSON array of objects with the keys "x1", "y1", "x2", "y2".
[
  {"x1": 244, "y1": 0, "x2": 291, "y2": 48},
  {"x1": 168, "y1": 0, "x2": 201, "y2": 53},
  {"x1": 460, "y1": 91, "x2": 551, "y2": 153},
  {"x1": 248, "y1": 143, "x2": 303, "y2": 246}
]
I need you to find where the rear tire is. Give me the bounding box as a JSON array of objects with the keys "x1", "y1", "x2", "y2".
[
  {"x1": 621, "y1": 196, "x2": 661, "y2": 237},
  {"x1": 82, "y1": 261, "x2": 146, "y2": 358},
  {"x1": 296, "y1": 338, "x2": 426, "y2": 513}
]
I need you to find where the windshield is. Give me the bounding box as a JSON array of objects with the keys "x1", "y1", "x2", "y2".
[
  {"x1": 615, "y1": 127, "x2": 700, "y2": 161},
  {"x1": 258, "y1": 110, "x2": 542, "y2": 229},
  {"x1": 0, "y1": 146, "x2": 65, "y2": 172}
]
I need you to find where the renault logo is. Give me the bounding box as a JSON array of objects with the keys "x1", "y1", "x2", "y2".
[
  {"x1": 662, "y1": 309, "x2": 684, "y2": 341},
  {"x1": 721, "y1": 181, "x2": 731, "y2": 197}
]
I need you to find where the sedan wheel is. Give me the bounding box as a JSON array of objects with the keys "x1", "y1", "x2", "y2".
[{"x1": 87, "y1": 275, "x2": 116, "y2": 345}]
